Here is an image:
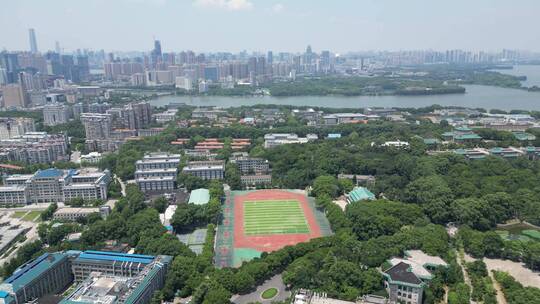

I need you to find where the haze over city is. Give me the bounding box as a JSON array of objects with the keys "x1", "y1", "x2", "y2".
[{"x1": 2, "y1": 0, "x2": 540, "y2": 52}]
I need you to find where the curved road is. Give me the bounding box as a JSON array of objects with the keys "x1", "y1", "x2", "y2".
[{"x1": 231, "y1": 274, "x2": 290, "y2": 304}]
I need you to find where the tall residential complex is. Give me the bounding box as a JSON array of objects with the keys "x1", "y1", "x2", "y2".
[
  {"x1": 81, "y1": 113, "x2": 112, "y2": 140},
  {"x1": 2, "y1": 76, "x2": 30, "y2": 108},
  {"x1": 81, "y1": 102, "x2": 153, "y2": 152},
  {"x1": 0, "y1": 118, "x2": 35, "y2": 139},
  {"x1": 0, "y1": 131, "x2": 68, "y2": 164},
  {"x1": 43, "y1": 103, "x2": 71, "y2": 126}
]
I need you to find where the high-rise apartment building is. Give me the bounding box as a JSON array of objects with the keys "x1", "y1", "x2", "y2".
[
  {"x1": 0, "y1": 118, "x2": 35, "y2": 139},
  {"x1": 43, "y1": 103, "x2": 71, "y2": 126},
  {"x1": 2, "y1": 83, "x2": 29, "y2": 108},
  {"x1": 80, "y1": 113, "x2": 112, "y2": 140}
]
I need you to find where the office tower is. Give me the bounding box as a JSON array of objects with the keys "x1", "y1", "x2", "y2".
[
  {"x1": 0, "y1": 52, "x2": 20, "y2": 83},
  {"x1": 151, "y1": 39, "x2": 162, "y2": 67},
  {"x1": 204, "y1": 66, "x2": 219, "y2": 82},
  {"x1": 45, "y1": 52, "x2": 62, "y2": 75},
  {"x1": 76, "y1": 55, "x2": 90, "y2": 80},
  {"x1": 305, "y1": 45, "x2": 313, "y2": 64},
  {"x1": 0, "y1": 68, "x2": 7, "y2": 85},
  {"x1": 29, "y1": 28, "x2": 38, "y2": 53},
  {"x1": 55, "y1": 41, "x2": 61, "y2": 54},
  {"x1": 61, "y1": 55, "x2": 79, "y2": 82},
  {"x1": 267, "y1": 51, "x2": 273, "y2": 64}
]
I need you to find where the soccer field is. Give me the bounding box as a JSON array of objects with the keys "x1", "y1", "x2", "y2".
[{"x1": 243, "y1": 200, "x2": 310, "y2": 235}]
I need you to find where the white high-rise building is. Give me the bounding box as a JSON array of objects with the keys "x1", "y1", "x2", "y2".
[{"x1": 175, "y1": 76, "x2": 193, "y2": 91}]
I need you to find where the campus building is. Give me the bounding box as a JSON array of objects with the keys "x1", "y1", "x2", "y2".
[
  {"x1": 0, "y1": 251, "x2": 172, "y2": 304},
  {"x1": 322, "y1": 113, "x2": 367, "y2": 125},
  {"x1": 264, "y1": 133, "x2": 318, "y2": 148},
  {"x1": 0, "y1": 252, "x2": 73, "y2": 304},
  {"x1": 346, "y1": 187, "x2": 376, "y2": 203},
  {"x1": 182, "y1": 160, "x2": 225, "y2": 180},
  {"x1": 135, "y1": 153, "x2": 180, "y2": 192},
  {"x1": 240, "y1": 174, "x2": 272, "y2": 186},
  {"x1": 229, "y1": 152, "x2": 269, "y2": 174},
  {"x1": 0, "y1": 168, "x2": 110, "y2": 205},
  {"x1": 53, "y1": 206, "x2": 111, "y2": 221},
  {"x1": 383, "y1": 250, "x2": 448, "y2": 304}
]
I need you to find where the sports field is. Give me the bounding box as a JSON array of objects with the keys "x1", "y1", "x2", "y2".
[
  {"x1": 214, "y1": 189, "x2": 333, "y2": 268},
  {"x1": 243, "y1": 200, "x2": 310, "y2": 235}
]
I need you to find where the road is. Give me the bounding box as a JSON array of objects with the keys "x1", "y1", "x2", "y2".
[
  {"x1": 488, "y1": 270, "x2": 507, "y2": 304},
  {"x1": 231, "y1": 274, "x2": 290, "y2": 304},
  {"x1": 456, "y1": 251, "x2": 476, "y2": 304},
  {"x1": 114, "y1": 174, "x2": 126, "y2": 196}
]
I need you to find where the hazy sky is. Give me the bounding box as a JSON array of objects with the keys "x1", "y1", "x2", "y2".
[{"x1": 1, "y1": 0, "x2": 539, "y2": 53}]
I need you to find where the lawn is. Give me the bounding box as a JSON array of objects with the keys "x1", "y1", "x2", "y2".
[
  {"x1": 22, "y1": 211, "x2": 42, "y2": 222},
  {"x1": 11, "y1": 211, "x2": 28, "y2": 219},
  {"x1": 522, "y1": 230, "x2": 540, "y2": 241},
  {"x1": 261, "y1": 288, "x2": 278, "y2": 299},
  {"x1": 243, "y1": 200, "x2": 310, "y2": 235}
]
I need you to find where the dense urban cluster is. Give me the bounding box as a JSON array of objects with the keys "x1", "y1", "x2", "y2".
[{"x1": 1, "y1": 27, "x2": 540, "y2": 304}]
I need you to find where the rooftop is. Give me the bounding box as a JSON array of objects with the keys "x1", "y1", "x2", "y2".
[
  {"x1": 384, "y1": 262, "x2": 423, "y2": 286},
  {"x1": 188, "y1": 188, "x2": 210, "y2": 205},
  {"x1": 2, "y1": 253, "x2": 67, "y2": 292},
  {"x1": 347, "y1": 187, "x2": 376, "y2": 202},
  {"x1": 76, "y1": 250, "x2": 155, "y2": 265},
  {"x1": 405, "y1": 250, "x2": 448, "y2": 268},
  {"x1": 35, "y1": 168, "x2": 64, "y2": 179}
]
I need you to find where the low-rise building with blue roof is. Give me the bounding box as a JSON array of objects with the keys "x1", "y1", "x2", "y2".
[
  {"x1": 0, "y1": 252, "x2": 72, "y2": 304},
  {"x1": 346, "y1": 187, "x2": 376, "y2": 203},
  {"x1": 72, "y1": 250, "x2": 155, "y2": 282},
  {"x1": 327, "y1": 133, "x2": 342, "y2": 139},
  {"x1": 0, "y1": 250, "x2": 172, "y2": 304},
  {"x1": 513, "y1": 132, "x2": 536, "y2": 141},
  {"x1": 188, "y1": 188, "x2": 210, "y2": 205}
]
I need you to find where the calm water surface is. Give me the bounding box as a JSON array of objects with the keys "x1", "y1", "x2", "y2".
[{"x1": 150, "y1": 84, "x2": 540, "y2": 111}]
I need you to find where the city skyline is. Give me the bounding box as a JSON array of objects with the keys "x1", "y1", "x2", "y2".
[{"x1": 2, "y1": 0, "x2": 540, "y2": 53}]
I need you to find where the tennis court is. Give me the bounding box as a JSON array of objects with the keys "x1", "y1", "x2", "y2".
[{"x1": 243, "y1": 200, "x2": 310, "y2": 235}]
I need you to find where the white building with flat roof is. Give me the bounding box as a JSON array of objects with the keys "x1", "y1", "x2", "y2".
[{"x1": 264, "y1": 133, "x2": 317, "y2": 148}]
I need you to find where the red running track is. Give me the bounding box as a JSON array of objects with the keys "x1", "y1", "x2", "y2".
[{"x1": 233, "y1": 190, "x2": 322, "y2": 252}]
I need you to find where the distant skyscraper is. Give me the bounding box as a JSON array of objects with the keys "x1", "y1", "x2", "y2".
[
  {"x1": 267, "y1": 51, "x2": 273, "y2": 64},
  {"x1": 55, "y1": 41, "x2": 61, "y2": 54},
  {"x1": 0, "y1": 52, "x2": 20, "y2": 83},
  {"x1": 29, "y1": 29, "x2": 38, "y2": 54},
  {"x1": 305, "y1": 45, "x2": 313, "y2": 65},
  {"x1": 151, "y1": 40, "x2": 162, "y2": 67}
]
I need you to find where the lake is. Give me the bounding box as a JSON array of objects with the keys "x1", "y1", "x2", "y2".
[
  {"x1": 149, "y1": 65, "x2": 540, "y2": 110},
  {"x1": 493, "y1": 64, "x2": 540, "y2": 87},
  {"x1": 150, "y1": 84, "x2": 540, "y2": 111}
]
